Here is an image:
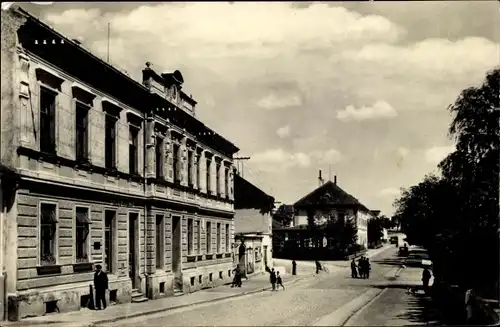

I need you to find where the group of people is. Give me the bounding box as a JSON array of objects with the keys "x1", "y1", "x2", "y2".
[
  {"x1": 351, "y1": 256, "x2": 371, "y2": 279},
  {"x1": 266, "y1": 265, "x2": 285, "y2": 291}
]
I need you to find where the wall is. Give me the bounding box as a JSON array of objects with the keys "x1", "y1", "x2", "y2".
[
  {"x1": 234, "y1": 209, "x2": 271, "y2": 235},
  {"x1": 15, "y1": 190, "x2": 139, "y2": 318}
]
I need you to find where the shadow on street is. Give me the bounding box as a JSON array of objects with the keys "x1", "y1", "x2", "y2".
[{"x1": 396, "y1": 291, "x2": 449, "y2": 326}]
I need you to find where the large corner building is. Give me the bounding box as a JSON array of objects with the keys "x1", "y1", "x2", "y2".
[{"x1": 1, "y1": 7, "x2": 239, "y2": 321}]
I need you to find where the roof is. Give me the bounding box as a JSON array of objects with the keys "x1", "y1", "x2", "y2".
[
  {"x1": 273, "y1": 223, "x2": 329, "y2": 232},
  {"x1": 14, "y1": 7, "x2": 238, "y2": 156},
  {"x1": 234, "y1": 174, "x2": 274, "y2": 213},
  {"x1": 293, "y1": 180, "x2": 370, "y2": 212}
]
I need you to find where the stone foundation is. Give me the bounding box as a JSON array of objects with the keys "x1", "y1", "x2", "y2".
[
  {"x1": 182, "y1": 262, "x2": 234, "y2": 293},
  {"x1": 12, "y1": 276, "x2": 131, "y2": 320},
  {"x1": 146, "y1": 271, "x2": 175, "y2": 299}
]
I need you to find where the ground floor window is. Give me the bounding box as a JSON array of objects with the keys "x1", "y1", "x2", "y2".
[
  {"x1": 40, "y1": 203, "x2": 58, "y2": 265},
  {"x1": 75, "y1": 207, "x2": 91, "y2": 263}
]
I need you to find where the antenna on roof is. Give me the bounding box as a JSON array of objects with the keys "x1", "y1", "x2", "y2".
[{"x1": 107, "y1": 22, "x2": 110, "y2": 63}]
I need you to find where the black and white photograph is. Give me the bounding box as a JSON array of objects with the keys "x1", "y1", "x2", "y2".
[{"x1": 0, "y1": 1, "x2": 498, "y2": 326}]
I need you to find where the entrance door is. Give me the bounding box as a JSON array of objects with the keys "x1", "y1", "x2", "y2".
[
  {"x1": 263, "y1": 245, "x2": 268, "y2": 266},
  {"x1": 129, "y1": 213, "x2": 139, "y2": 289},
  {"x1": 171, "y1": 216, "x2": 181, "y2": 275}
]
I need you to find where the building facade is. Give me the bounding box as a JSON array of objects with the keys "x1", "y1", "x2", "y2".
[
  {"x1": 1, "y1": 8, "x2": 239, "y2": 321},
  {"x1": 272, "y1": 172, "x2": 374, "y2": 259},
  {"x1": 233, "y1": 174, "x2": 274, "y2": 276}
]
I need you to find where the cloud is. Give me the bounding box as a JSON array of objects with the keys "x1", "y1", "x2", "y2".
[
  {"x1": 251, "y1": 147, "x2": 342, "y2": 172},
  {"x1": 378, "y1": 187, "x2": 402, "y2": 197},
  {"x1": 337, "y1": 100, "x2": 397, "y2": 122},
  {"x1": 257, "y1": 94, "x2": 302, "y2": 110},
  {"x1": 276, "y1": 125, "x2": 291, "y2": 138},
  {"x1": 425, "y1": 145, "x2": 455, "y2": 164}
]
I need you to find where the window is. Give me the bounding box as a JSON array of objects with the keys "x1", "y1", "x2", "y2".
[
  {"x1": 216, "y1": 223, "x2": 221, "y2": 253},
  {"x1": 173, "y1": 144, "x2": 180, "y2": 183},
  {"x1": 187, "y1": 150, "x2": 193, "y2": 187},
  {"x1": 155, "y1": 137, "x2": 164, "y2": 179},
  {"x1": 206, "y1": 221, "x2": 212, "y2": 253},
  {"x1": 105, "y1": 115, "x2": 117, "y2": 169},
  {"x1": 196, "y1": 154, "x2": 201, "y2": 188},
  {"x1": 40, "y1": 203, "x2": 57, "y2": 265},
  {"x1": 187, "y1": 219, "x2": 193, "y2": 255},
  {"x1": 206, "y1": 159, "x2": 211, "y2": 193},
  {"x1": 156, "y1": 215, "x2": 164, "y2": 268},
  {"x1": 196, "y1": 220, "x2": 201, "y2": 254},
  {"x1": 75, "y1": 102, "x2": 89, "y2": 161},
  {"x1": 224, "y1": 167, "x2": 229, "y2": 196},
  {"x1": 75, "y1": 207, "x2": 91, "y2": 263},
  {"x1": 225, "y1": 224, "x2": 230, "y2": 252},
  {"x1": 40, "y1": 87, "x2": 57, "y2": 154},
  {"x1": 104, "y1": 211, "x2": 115, "y2": 273},
  {"x1": 216, "y1": 163, "x2": 221, "y2": 195},
  {"x1": 129, "y1": 126, "x2": 139, "y2": 174}
]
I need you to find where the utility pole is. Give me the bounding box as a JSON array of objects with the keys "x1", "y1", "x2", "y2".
[
  {"x1": 107, "y1": 22, "x2": 110, "y2": 63},
  {"x1": 233, "y1": 157, "x2": 250, "y2": 177}
]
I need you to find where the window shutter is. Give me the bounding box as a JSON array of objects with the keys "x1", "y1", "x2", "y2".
[
  {"x1": 199, "y1": 153, "x2": 207, "y2": 192},
  {"x1": 166, "y1": 137, "x2": 173, "y2": 179},
  {"x1": 179, "y1": 145, "x2": 186, "y2": 184},
  {"x1": 50, "y1": 97, "x2": 56, "y2": 151}
]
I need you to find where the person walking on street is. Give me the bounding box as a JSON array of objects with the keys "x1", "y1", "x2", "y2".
[
  {"x1": 269, "y1": 268, "x2": 277, "y2": 291},
  {"x1": 315, "y1": 260, "x2": 322, "y2": 274},
  {"x1": 351, "y1": 258, "x2": 358, "y2": 278},
  {"x1": 358, "y1": 257, "x2": 365, "y2": 279},
  {"x1": 276, "y1": 271, "x2": 285, "y2": 290},
  {"x1": 292, "y1": 260, "x2": 297, "y2": 276},
  {"x1": 365, "y1": 258, "x2": 371, "y2": 279},
  {"x1": 94, "y1": 264, "x2": 108, "y2": 310},
  {"x1": 232, "y1": 264, "x2": 242, "y2": 287},
  {"x1": 422, "y1": 266, "x2": 432, "y2": 294}
]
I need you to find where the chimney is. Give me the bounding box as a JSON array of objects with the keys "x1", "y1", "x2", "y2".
[
  {"x1": 318, "y1": 170, "x2": 323, "y2": 187},
  {"x1": 334, "y1": 175, "x2": 337, "y2": 185}
]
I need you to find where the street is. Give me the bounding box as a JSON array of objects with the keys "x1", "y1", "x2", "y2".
[{"x1": 98, "y1": 246, "x2": 410, "y2": 326}]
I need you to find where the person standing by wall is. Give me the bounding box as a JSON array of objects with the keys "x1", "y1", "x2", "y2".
[
  {"x1": 94, "y1": 265, "x2": 108, "y2": 310},
  {"x1": 292, "y1": 260, "x2": 297, "y2": 276},
  {"x1": 269, "y1": 268, "x2": 277, "y2": 291}
]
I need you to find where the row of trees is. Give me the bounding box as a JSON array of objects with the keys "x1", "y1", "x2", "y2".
[{"x1": 393, "y1": 68, "x2": 499, "y2": 298}]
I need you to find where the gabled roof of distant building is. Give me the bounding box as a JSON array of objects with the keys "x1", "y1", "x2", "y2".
[{"x1": 293, "y1": 180, "x2": 371, "y2": 212}]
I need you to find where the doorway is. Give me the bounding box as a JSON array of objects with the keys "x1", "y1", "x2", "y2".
[
  {"x1": 263, "y1": 245, "x2": 268, "y2": 266},
  {"x1": 129, "y1": 212, "x2": 139, "y2": 289},
  {"x1": 171, "y1": 216, "x2": 181, "y2": 275}
]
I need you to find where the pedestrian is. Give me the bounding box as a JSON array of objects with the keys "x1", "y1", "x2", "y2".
[
  {"x1": 358, "y1": 257, "x2": 365, "y2": 279},
  {"x1": 269, "y1": 268, "x2": 277, "y2": 291},
  {"x1": 351, "y1": 258, "x2": 358, "y2": 278},
  {"x1": 365, "y1": 258, "x2": 371, "y2": 279},
  {"x1": 232, "y1": 264, "x2": 242, "y2": 287},
  {"x1": 94, "y1": 264, "x2": 108, "y2": 310},
  {"x1": 292, "y1": 260, "x2": 297, "y2": 276},
  {"x1": 422, "y1": 266, "x2": 431, "y2": 294},
  {"x1": 276, "y1": 271, "x2": 285, "y2": 290},
  {"x1": 315, "y1": 260, "x2": 321, "y2": 274}
]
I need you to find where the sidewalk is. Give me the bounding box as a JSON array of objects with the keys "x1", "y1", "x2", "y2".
[{"x1": 3, "y1": 272, "x2": 309, "y2": 327}]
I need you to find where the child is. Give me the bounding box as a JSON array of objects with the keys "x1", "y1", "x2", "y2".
[{"x1": 276, "y1": 271, "x2": 285, "y2": 290}]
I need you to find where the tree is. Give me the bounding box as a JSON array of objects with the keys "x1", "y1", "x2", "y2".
[
  {"x1": 272, "y1": 204, "x2": 294, "y2": 227},
  {"x1": 393, "y1": 67, "x2": 500, "y2": 298},
  {"x1": 368, "y1": 217, "x2": 385, "y2": 245}
]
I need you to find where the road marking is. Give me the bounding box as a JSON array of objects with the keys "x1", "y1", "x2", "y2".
[
  {"x1": 343, "y1": 288, "x2": 389, "y2": 326},
  {"x1": 312, "y1": 288, "x2": 384, "y2": 326}
]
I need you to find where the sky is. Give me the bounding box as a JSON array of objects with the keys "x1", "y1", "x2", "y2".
[{"x1": 19, "y1": 1, "x2": 499, "y2": 216}]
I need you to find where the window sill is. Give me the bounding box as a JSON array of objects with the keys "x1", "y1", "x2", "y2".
[
  {"x1": 37, "y1": 264, "x2": 62, "y2": 276},
  {"x1": 73, "y1": 262, "x2": 93, "y2": 273}
]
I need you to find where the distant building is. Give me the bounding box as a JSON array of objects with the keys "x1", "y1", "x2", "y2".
[
  {"x1": 233, "y1": 173, "x2": 274, "y2": 276},
  {"x1": 273, "y1": 171, "x2": 376, "y2": 259}
]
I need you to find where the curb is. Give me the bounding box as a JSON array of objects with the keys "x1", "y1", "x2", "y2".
[
  {"x1": 343, "y1": 288, "x2": 389, "y2": 326},
  {"x1": 90, "y1": 276, "x2": 307, "y2": 326},
  {"x1": 312, "y1": 288, "x2": 385, "y2": 326}
]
